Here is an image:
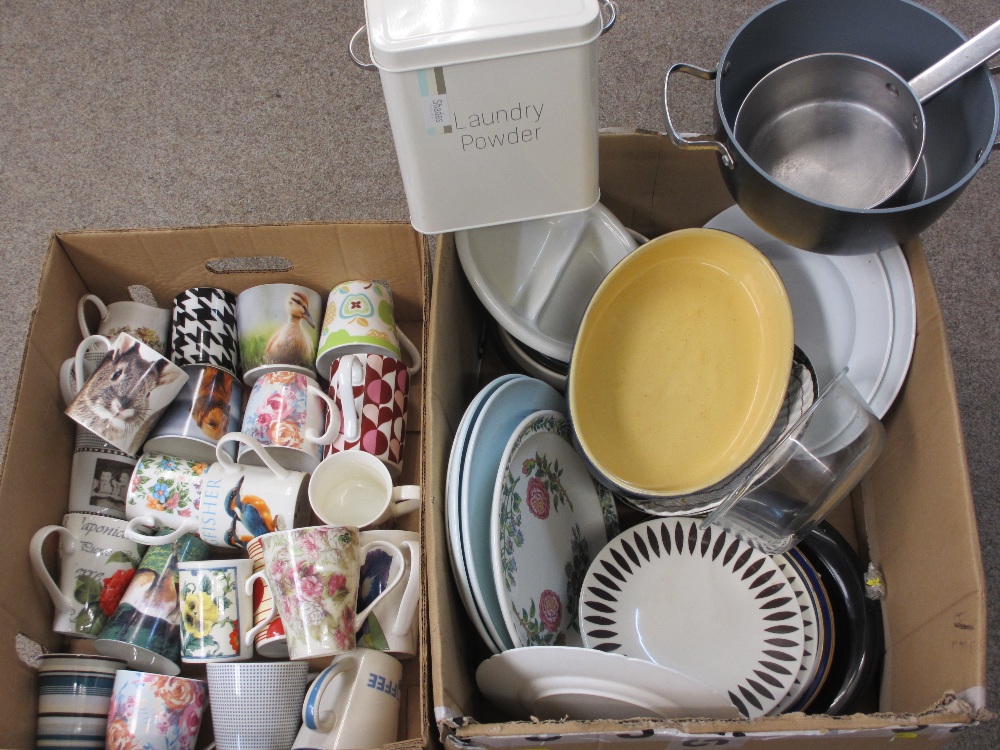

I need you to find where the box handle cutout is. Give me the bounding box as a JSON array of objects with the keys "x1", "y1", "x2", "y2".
[{"x1": 205, "y1": 256, "x2": 295, "y2": 274}]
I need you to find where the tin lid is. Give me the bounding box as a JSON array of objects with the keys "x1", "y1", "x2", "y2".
[{"x1": 365, "y1": 0, "x2": 604, "y2": 72}]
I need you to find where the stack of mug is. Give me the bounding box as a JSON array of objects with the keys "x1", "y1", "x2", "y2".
[{"x1": 31, "y1": 280, "x2": 422, "y2": 750}]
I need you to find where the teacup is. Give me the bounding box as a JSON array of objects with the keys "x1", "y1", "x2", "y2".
[
  {"x1": 29, "y1": 513, "x2": 145, "y2": 638},
  {"x1": 77, "y1": 293, "x2": 170, "y2": 354},
  {"x1": 239, "y1": 370, "x2": 340, "y2": 472},
  {"x1": 237, "y1": 284, "x2": 323, "y2": 384},
  {"x1": 309, "y1": 451, "x2": 420, "y2": 530},
  {"x1": 315, "y1": 280, "x2": 421, "y2": 377},
  {"x1": 144, "y1": 364, "x2": 244, "y2": 462},
  {"x1": 65, "y1": 332, "x2": 189, "y2": 456},
  {"x1": 245, "y1": 525, "x2": 404, "y2": 660},
  {"x1": 324, "y1": 353, "x2": 411, "y2": 477}
]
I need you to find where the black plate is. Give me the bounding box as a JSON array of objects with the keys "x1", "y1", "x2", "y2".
[{"x1": 796, "y1": 520, "x2": 884, "y2": 715}]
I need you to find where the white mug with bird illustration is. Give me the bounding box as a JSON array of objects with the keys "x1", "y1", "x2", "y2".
[
  {"x1": 237, "y1": 283, "x2": 323, "y2": 385},
  {"x1": 126, "y1": 434, "x2": 310, "y2": 551}
]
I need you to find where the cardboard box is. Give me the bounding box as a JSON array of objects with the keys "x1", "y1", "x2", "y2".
[
  {"x1": 3, "y1": 222, "x2": 432, "y2": 748},
  {"x1": 425, "y1": 132, "x2": 991, "y2": 748}
]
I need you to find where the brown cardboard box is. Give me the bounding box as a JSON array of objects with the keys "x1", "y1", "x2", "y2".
[
  {"x1": 425, "y1": 133, "x2": 991, "y2": 748},
  {"x1": 3, "y1": 222, "x2": 432, "y2": 748}
]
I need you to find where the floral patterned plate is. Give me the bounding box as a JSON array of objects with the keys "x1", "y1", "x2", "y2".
[
  {"x1": 491, "y1": 410, "x2": 618, "y2": 648},
  {"x1": 579, "y1": 518, "x2": 806, "y2": 719}
]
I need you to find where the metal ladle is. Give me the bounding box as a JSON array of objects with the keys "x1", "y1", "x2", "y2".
[{"x1": 734, "y1": 17, "x2": 1000, "y2": 209}]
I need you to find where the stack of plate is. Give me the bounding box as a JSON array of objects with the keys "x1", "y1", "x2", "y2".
[{"x1": 445, "y1": 375, "x2": 621, "y2": 653}]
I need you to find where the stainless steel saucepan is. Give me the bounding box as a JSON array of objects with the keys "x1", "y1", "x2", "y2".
[{"x1": 733, "y1": 18, "x2": 1000, "y2": 209}]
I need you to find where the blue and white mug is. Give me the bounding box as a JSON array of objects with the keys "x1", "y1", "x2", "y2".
[{"x1": 36, "y1": 653, "x2": 126, "y2": 749}]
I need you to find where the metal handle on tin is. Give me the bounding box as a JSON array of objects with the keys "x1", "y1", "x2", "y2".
[
  {"x1": 349, "y1": 24, "x2": 377, "y2": 70},
  {"x1": 662, "y1": 63, "x2": 736, "y2": 169},
  {"x1": 600, "y1": 0, "x2": 618, "y2": 34}
]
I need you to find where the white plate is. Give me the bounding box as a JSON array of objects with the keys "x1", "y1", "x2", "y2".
[
  {"x1": 461, "y1": 378, "x2": 566, "y2": 651},
  {"x1": 457, "y1": 203, "x2": 638, "y2": 363},
  {"x1": 476, "y1": 646, "x2": 740, "y2": 721},
  {"x1": 705, "y1": 206, "x2": 915, "y2": 417},
  {"x1": 446, "y1": 374, "x2": 525, "y2": 654},
  {"x1": 771, "y1": 551, "x2": 822, "y2": 715},
  {"x1": 579, "y1": 518, "x2": 805, "y2": 718},
  {"x1": 491, "y1": 410, "x2": 619, "y2": 648}
]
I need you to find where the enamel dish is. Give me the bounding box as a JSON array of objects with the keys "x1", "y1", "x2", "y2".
[{"x1": 569, "y1": 228, "x2": 794, "y2": 497}]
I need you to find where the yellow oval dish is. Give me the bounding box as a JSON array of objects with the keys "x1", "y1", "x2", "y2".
[{"x1": 568, "y1": 228, "x2": 794, "y2": 497}]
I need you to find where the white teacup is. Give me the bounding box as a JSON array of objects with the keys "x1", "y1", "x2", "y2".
[
  {"x1": 78, "y1": 293, "x2": 170, "y2": 354},
  {"x1": 357, "y1": 530, "x2": 421, "y2": 659},
  {"x1": 309, "y1": 451, "x2": 420, "y2": 530},
  {"x1": 60, "y1": 335, "x2": 112, "y2": 407}
]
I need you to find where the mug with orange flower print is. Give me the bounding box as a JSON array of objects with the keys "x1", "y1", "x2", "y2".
[
  {"x1": 244, "y1": 525, "x2": 405, "y2": 660},
  {"x1": 177, "y1": 559, "x2": 254, "y2": 663},
  {"x1": 105, "y1": 670, "x2": 207, "y2": 750},
  {"x1": 239, "y1": 369, "x2": 340, "y2": 472},
  {"x1": 29, "y1": 513, "x2": 144, "y2": 639}
]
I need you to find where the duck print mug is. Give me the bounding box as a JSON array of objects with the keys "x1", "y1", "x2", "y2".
[
  {"x1": 245, "y1": 525, "x2": 404, "y2": 660},
  {"x1": 237, "y1": 283, "x2": 323, "y2": 384}
]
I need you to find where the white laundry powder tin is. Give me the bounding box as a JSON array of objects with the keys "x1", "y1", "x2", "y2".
[{"x1": 358, "y1": 0, "x2": 614, "y2": 234}]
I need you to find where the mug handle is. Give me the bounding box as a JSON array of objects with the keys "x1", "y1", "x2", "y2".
[
  {"x1": 62, "y1": 335, "x2": 112, "y2": 403},
  {"x1": 305, "y1": 385, "x2": 342, "y2": 446},
  {"x1": 29, "y1": 525, "x2": 77, "y2": 613},
  {"x1": 335, "y1": 355, "x2": 365, "y2": 443},
  {"x1": 243, "y1": 570, "x2": 278, "y2": 645},
  {"x1": 216, "y1": 432, "x2": 290, "y2": 481},
  {"x1": 389, "y1": 485, "x2": 421, "y2": 520},
  {"x1": 397, "y1": 330, "x2": 422, "y2": 377},
  {"x1": 77, "y1": 294, "x2": 108, "y2": 338},
  {"x1": 354, "y1": 541, "x2": 406, "y2": 633},
  {"x1": 125, "y1": 515, "x2": 198, "y2": 545},
  {"x1": 302, "y1": 651, "x2": 362, "y2": 732},
  {"x1": 391, "y1": 540, "x2": 421, "y2": 636}
]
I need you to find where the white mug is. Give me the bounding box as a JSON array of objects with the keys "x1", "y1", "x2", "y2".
[
  {"x1": 309, "y1": 452, "x2": 420, "y2": 530},
  {"x1": 177, "y1": 559, "x2": 255, "y2": 663},
  {"x1": 78, "y1": 293, "x2": 170, "y2": 354},
  {"x1": 68, "y1": 426, "x2": 136, "y2": 519},
  {"x1": 127, "y1": 434, "x2": 309, "y2": 550},
  {"x1": 357, "y1": 530, "x2": 421, "y2": 659},
  {"x1": 293, "y1": 648, "x2": 403, "y2": 750}
]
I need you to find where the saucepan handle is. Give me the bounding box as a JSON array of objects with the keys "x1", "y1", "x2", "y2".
[{"x1": 662, "y1": 63, "x2": 736, "y2": 169}]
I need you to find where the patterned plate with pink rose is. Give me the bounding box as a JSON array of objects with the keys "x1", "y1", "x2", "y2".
[{"x1": 490, "y1": 410, "x2": 619, "y2": 648}]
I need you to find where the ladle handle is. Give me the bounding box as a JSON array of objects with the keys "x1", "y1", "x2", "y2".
[
  {"x1": 909, "y1": 17, "x2": 1000, "y2": 103},
  {"x1": 662, "y1": 63, "x2": 736, "y2": 169}
]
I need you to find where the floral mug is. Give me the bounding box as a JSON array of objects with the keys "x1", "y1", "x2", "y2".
[
  {"x1": 177, "y1": 559, "x2": 254, "y2": 663},
  {"x1": 239, "y1": 370, "x2": 340, "y2": 473},
  {"x1": 105, "y1": 670, "x2": 207, "y2": 750},
  {"x1": 245, "y1": 526, "x2": 405, "y2": 661},
  {"x1": 123, "y1": 453, "x2": 209, "y2": 544}
]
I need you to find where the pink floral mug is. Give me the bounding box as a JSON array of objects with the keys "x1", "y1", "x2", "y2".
[
  {"x1": 105, "y1": 670, "x2": 206, "y2": 750},
  {"x1": 245, "y1": 526, "x2": 405, "y2": 661},
  {"x1": 239, "y1": 370, "x2": 340, "y2": 473}
]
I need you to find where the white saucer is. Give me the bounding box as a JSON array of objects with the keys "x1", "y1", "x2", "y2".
[
  {"x1": 457, "y1": 203, "x2": 638, "y2": 363},
  {"x1": 460, "y1": 378, "x2": 565, "y2": 651},
  {"x1": 446, "y1": 374, "x2": 524, "y2": 654},
  {"x1": 491, "y1": 410, "x2": 618, "y2": 648},
  {"x1": 705, "y1": 206, "x2": 915, "y2": 417},
  {"x1": 476, "y1": 646, "x2": 740, "y2": 721}
]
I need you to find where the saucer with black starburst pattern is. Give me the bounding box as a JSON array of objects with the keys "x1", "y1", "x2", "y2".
[{"x1": 578, "y1": 517, "x2": 806, "y2": 719}]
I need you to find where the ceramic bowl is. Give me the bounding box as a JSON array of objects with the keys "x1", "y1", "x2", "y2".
[
  {"x1": 493, "y1": 323, "x2": 567, "y2": 392},
  {"x1": 568, "y1": 228, "x2": 794, "y2": 499},
  {"x1": 457, "y1": 203, "x2": 638, "y2": 363}
]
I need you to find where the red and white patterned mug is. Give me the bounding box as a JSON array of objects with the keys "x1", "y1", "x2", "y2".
[{"x1": 324, "y1": 354, "x2": 410, "y2": 478}]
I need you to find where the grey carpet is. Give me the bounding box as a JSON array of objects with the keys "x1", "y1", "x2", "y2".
[{"x1": 1, "y1": 1, "x2": 996, "y2": 745}]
